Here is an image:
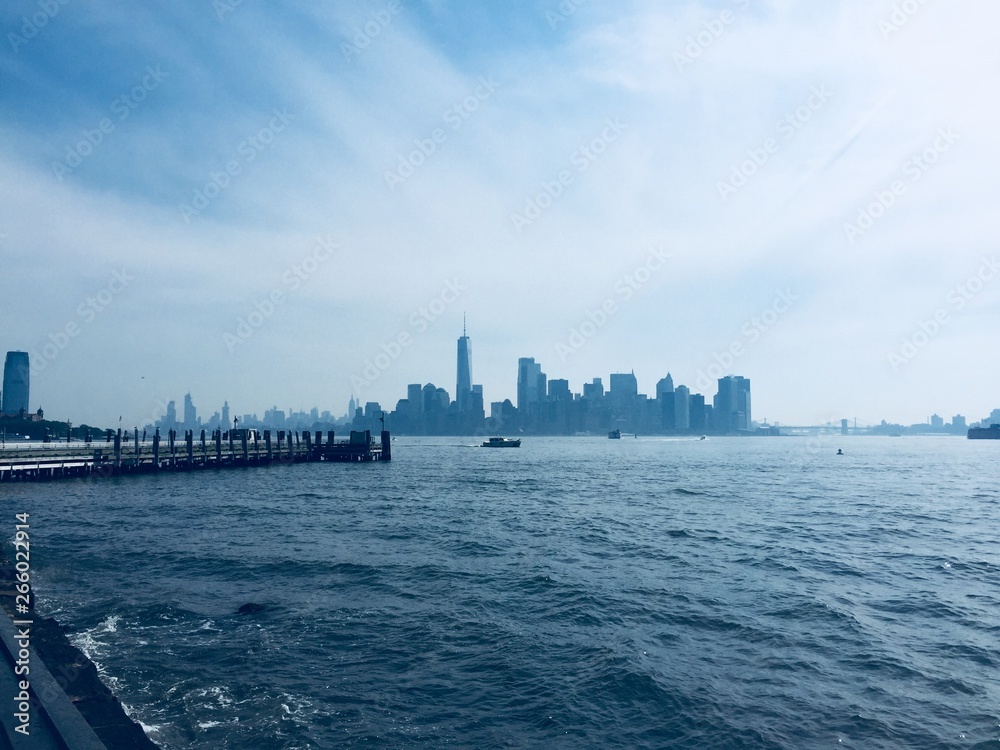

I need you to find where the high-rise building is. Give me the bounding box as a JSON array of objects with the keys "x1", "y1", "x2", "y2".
[
  {"x1": 517, "y1": 358, "x2": 545, "y2": 413},
  {"x1": 165, "y1": 400, "x2": 178, "y2": 427},
  {"x1": 655, "y1": 374, "x2": 674, "y2": 400},
  {"x1": 183, "y1": 393, "x2": 197, "y2": 427},
  {"x1": 689, "y1": 393, "x2": 706, "y2": 432},
  {"x1": 2, "y1": 352, "x2": 30, "y2": 415},
  {"x1": 548, "y1": 379, "x2": 572, "y2": 401},
  {"x1": 582, "y1": 378, "x2": 604, "y2": 400},
  {"x1": 714, "y1": 376, "x2": 751, "y2": 432},
  {"x1": 221, "y1": 400, "x2": 230, "y2": 429},
  {"x1": 674, "y1": 385, "x2": 691, "y2": 430},
  {"x1": 456, "y1": 319, "x2": 473, "y2": 414}
]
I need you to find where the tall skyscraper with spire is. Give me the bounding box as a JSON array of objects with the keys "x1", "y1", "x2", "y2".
[{"x1": 456, "y1": 316, "x2": 473, "y2": 414}]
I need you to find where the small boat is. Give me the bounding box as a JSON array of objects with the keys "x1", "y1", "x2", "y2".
[
  {"x1": 608, "y1": 429, "x2": 621, "y2": 439},
  {"x1": 699, "y1": 435, "x2": 707, "y2": 440},
  {"x1": 482, "y1": 436, "x2": 521, "y2": 448}
]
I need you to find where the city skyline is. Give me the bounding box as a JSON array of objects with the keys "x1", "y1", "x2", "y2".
[
  {"x1": 1, "y1": 2, "x2": 998, "y2": 427},
  {"x1": 2, "y1": 335, "x2": 998, "y2": 433}
]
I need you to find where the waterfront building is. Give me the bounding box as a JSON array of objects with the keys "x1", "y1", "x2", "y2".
[
  {"x1": 714, "y1": 376, "x2": 751, "y2": 433},
  {"x1": 674, "y1": 385, "x2": 691, "y2": 431},
  {"x1": 517, "y1": 358, "x2": 546, "y2": 416},
  {"x1": 183, "y1": 393, "x2": 198, "y2": 428},
  {"x1": 582, "y1": 378, "x2": 604, "y2": 400},
  {"x1": 1, "y1": 351, "x2": 30, "y2": 415}
]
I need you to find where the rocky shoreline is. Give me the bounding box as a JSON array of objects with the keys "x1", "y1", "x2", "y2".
[{"x1": 0, "y1": 549, "x2": 161, "y2": 750}]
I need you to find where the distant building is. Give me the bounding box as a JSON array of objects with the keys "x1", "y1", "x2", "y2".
[
  {"x1": 582, "y1": 378, "x2": 604, "y2": 400},
  {"x1": 517, "y1": 358, "x2": 546, "y2": 415},
  {"x1": 674, "y1": 385, "x2": 690, "y2": 431},
  {"x1": 930, "y1": 414, "x2": 944, "y2": 430},
  {"x1": 655, "y1": 374, "x2": 674, "y2": 400},
  {"x1": 165, "y1": 399, "x2": 178, "y2": 427},
  {"x1": 456, "y1": 320, "x2": 473, "y2": 414},
  {"x1": 548, "y1": 379, "x2": 572, "y2": 401},
  {"x1": 183, "y1": 393, "x2": 198, "y2": 428},
  {"x1": 2, "y1": 351, "x2": 30, "y2": 415},
  {"x1": 689, "y1": 393, "x2": 706, "y2": 432},
  {"x1": 841, "y1": 418, "x2": 849, "y2": 436},
  {"x1": 951, "y1": 415, "x2": 967, "y2": 430},
  {"x1": 714, "y1": 376, "x2": 751, "y2": 433}
]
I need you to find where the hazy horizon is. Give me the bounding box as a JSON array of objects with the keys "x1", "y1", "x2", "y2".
[{"x1": 2, "y1": 1, "x2": 997, "y2": 427}]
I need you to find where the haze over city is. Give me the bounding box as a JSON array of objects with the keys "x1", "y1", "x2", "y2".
[{"x1": 1, "y1": 0, "x2": 997, "y2": 428}]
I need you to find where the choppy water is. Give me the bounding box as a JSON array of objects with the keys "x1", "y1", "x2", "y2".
[{"x1": 3, "y1": 436, "x2": 999, "y2": 748}]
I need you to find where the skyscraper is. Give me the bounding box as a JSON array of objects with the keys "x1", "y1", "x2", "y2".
[
  {"x1": 517, "y1": 358, "x2": 545, "y2": 414},
  {"x1": 183, "y1": 393, "x2": 197, "y2": 427},
  {"x1": 456, "y1": 318, "x2": 473, "y2": 414},
  {"x1": 1, "y1": 352, "x2": 29, "y2": 415},
  {"x1": 674, "y1": 385, "x2": 691, "y2": 430},
  {"x1": 714, "y1": 376, "x2": 751, "y2": 432}
]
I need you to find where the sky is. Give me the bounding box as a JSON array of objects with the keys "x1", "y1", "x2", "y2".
[{"x1": 1, "y1": 0, "x2": 998, "y2": 428}]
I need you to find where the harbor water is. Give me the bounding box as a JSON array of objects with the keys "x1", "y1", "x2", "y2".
[{"x1": 2, "y1": 436, "x2": 998, "y2": 748}]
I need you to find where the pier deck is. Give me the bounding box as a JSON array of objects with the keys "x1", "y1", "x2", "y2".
[{"x1": 0, "y1": 429, "x2": 390, "y2": 483}]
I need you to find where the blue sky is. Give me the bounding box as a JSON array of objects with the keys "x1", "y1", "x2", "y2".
[{"x1": 1, "y1": 0, "x2": 998, "y2": 427}]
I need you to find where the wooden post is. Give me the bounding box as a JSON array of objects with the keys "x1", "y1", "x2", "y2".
[
  {"x1": 200, "y1": 429, "x2": 207, "y2": 459},
  {"x1": 215, "y1": 429, "x2": 222, "y2": 463},
  {"x1": 265, "y1": 430, "x2": 272, "y2": 461},
  {"x1": 303, "y1": 431, "x2": 311, "y2": 455},
  {"x1": 381, "y1": 430, "x2": 391, "y2": 461},
  {"x1": 152, "y1": 429, "x2": 160, "y2": 469},
  {"x1": 241, "y1": 432, "x2": 249, "y2": 461},
  {"x1": 328, "y1": 430, "x2": 335, "y2": 445},
  {"x1": 114, "y1": 429, "x2": 122, "y2": 469},
  {"x1": 287, "y1": 431, "x2": 293, "y2": 458},
  {"x1": 168, "y1": 429, "x2": 175, "y2": 455},
  {"x1": 186, "y1": 430, "x2": 194, "y2": 466}
]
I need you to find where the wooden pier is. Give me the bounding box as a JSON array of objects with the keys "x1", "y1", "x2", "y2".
[{"x1": 0, "y1": 428, "x2": 391, "y2": 483}]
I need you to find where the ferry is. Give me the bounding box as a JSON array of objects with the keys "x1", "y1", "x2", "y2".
[
  {"x1": 482, "y1": 436, "x2": 521, "y2": 448},
  {"x1": 968, "y1": 424, "x2": 1000, "y2": 440}
]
